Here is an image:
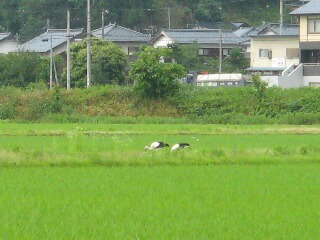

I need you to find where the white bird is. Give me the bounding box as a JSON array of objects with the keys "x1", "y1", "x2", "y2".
[
  {"x1": 171, "y1": 143, "x2": 190, "y2": 152},
  {"x1": 144, "y1": 141, "x2": 169, "y2": 150}
]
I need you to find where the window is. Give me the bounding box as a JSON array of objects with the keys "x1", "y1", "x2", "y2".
[
  {"x1": 198, "y1": 48, "x2": 214, "y2": 56},
  {"x1": 286, "y1": 48, "x2": 299, "y2": 59},
  {"x1": 308, "y1": 18, "x2": 320, "y2": 33},
  {"x1": 128, "y1": 47, "x2": 139, "y2": 55},
  {"x1": 223, "y1": 49, "x2": 229, "y2": 57},
  {"x1": 259, "y1": 49, "x2": 272, "y2": 59}
]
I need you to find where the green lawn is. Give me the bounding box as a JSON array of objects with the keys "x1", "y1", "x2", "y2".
[{"x1": 0, "y1": 165, "x2": 319, "y2": 239}]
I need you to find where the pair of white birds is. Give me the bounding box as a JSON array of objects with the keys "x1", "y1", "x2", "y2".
[{"x1": 144, "y1": 141, "x2": 190, "y2": 152}]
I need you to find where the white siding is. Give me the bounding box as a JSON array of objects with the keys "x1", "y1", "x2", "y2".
[
  {"x1": 0, "y1": 39, "x2": 18, "y2": 54},
  {"x1": 153, "y1": 35, "x2": 174, "y2": 48},
  {"x1": 250, "y1": 36, "x2": 299, "y2": 68}
]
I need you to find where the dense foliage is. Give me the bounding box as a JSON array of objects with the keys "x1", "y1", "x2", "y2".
[
  {"x1": 1, "y1": 85, "x2": 320, "y2": 125},
  {"x1": 130, "y1": 46, "x2": 185, "y2": 99},
  {"x1": 0, "y1": 0, "x2": 282, "y2": 42},
  {"x1": 0, "y1": 52, "x2": 64, "y2": 88},
  {"x1": 0, "y1": 52, "x2": 48, "y2": 87},
  {"x1": 68, "y1": 39, "x2": 127, "y2": 87}
]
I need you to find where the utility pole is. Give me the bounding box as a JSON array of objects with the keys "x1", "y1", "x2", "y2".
[
  {"x1": 280, "y1": 0, "x2": 283, "y2": 35},
  {"x1": 46, "y1": 18, "x2": 50, "y2": 29},
  {"x1": 87, "y1": 0, "x2": 92, "y2": 88},
  {"x1": 101, "y1": 10, "x2": 109, "y2": 39},
  {"x1": 219, "y1": 29, "x2": 222, "y2": 74},
  {"x1": 66, "y1": 8, "x2": 71, "y2": 90},
  {"x1": 168, "y1": 7, "x2": 171, "y2": 29},
  {"x1": 50, "y1": 32, "x2": 53, "y2": 90},
  {"x1": 101, "y1": 10, "x2": 105, "y2": 39}
]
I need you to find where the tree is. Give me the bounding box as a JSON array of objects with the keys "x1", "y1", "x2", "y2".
[
  {"x1": 0, "y1": 0, "x2": 281, "y2": 41},
  {"x1": 252, "y1": 75, "x2": 268, "y2": 102},
  {"x1": 195, "y1": 0, "x2": 222, "y2": 22},
  {"x1": 130, "y1": 46, "x2": 185, "y2": 99},
  {"x1": 169, "y1": 43, "x2": 201, "y2": 71},
  {"x1": 0, "y1": 52, "x2": 50, "y2": 87},
  {"x1": 224, "y1": 47, "x2": 249, "y2": 72},
  {"x1": 68, "y1": 38, "x2": 127, "y2": 88}
]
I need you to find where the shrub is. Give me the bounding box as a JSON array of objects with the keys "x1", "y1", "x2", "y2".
[
  {"x1": 0, "y1": 102, "x2": 16, "y2": 120},
  {"x1": 67, "y1": 39, "x2": 127, "y2": 87},
  {"x1": 0, "y1": 52, "x2": 52, "y2": 88},
  {"x1": 130, "y1": 46, "x2": 185, "y2": 99}
]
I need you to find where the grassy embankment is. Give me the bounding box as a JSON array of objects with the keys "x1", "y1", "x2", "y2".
[{"x1": 2, "y1": 85, "x2": 320, "y2": 124}]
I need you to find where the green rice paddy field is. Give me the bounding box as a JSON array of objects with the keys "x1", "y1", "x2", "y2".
[{"x1": 0, "y1": 123, "x2": 320, "y2": 239}]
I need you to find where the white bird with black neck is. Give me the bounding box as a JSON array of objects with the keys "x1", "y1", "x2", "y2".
[
  {"x1": 144, "y1": 141, "x2": 169, "y2": 150},
  {"x1": 171, "y1": 143, "x2": 190, "y2": 152}
]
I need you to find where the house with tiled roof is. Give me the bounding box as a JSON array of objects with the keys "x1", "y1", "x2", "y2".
[
  {"x1": 248, "y1": 23, "x2": 299, "y2": 70},
  {"x1": 244, "y1": 0, "x2": 320, "y2": 89},
  {"x1": 92, "y1": 23, "x2": 151, "y2": 57},
  {"x1": 234, "y1": 26, "x2": 257, "y2": 58},
  {"x1": 0, "y1": 33, "x2": 19, "y2": 54},
  {"x1": 19, "y1": 28, "x2": 84, "y2": 57},
  {"x1": 231, "y1": 22, "x2": 250, "y2": 30},
  {"x1": 244, "y1": 23, "x2": 300, "y2": 87},
  {"x1": 277, "y1": 0, "x2": 320, "y2": 87},
  {"x1": 149, "y1": 29, "x2": 245, "y2": 59},
  {"x1": 291, "y1": 0, "x2": 320, "y2": 64}
]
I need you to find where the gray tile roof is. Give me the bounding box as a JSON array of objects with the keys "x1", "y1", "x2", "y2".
[
  {"x1": 153, "y1": 29, "x2": 244, "y2": 45},
  {"x1": 248, "y1": 24, "x2": 299, "y2": 37},
  {"x1": 290, "y1": 0, "x2": 320, "y2": 15},
  {"x1": 231, "y1": 22, "x2": 249, "y2": 29},
  {"x1": 92, "y1": 24, "x2": 151, "y2": 42},
  {"x1": 19, "y1": 29, "x2": 83, "y2": 53},
  {"x1": 0, "y1": 33, "x2": 11, "y2": 42},
  {"x1": 234, "y1": 27, "x2": 254, "y2": 38}
]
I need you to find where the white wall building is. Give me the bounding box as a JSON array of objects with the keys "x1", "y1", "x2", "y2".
[
  {"x1": 249, "y1": 24, "x2": 300, "y2": 70},
  {"x1": 0, "y1": 33, "x2": 19, "y2": 54}
]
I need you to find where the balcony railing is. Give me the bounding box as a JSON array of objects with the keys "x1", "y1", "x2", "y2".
[{"x1": 303, "y1": 63, "x2": 320, "y2": 76}]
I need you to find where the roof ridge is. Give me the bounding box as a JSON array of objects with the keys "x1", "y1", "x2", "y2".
[
  {"x1": 113, "y1": 24, "x2": 150, "y2": 36},
  {"x1": 47, "y1": 28, "x2": 84, "y2": 33},
  {"x1": 164, "y1": 28, "x2": 221, "y2": 31}
]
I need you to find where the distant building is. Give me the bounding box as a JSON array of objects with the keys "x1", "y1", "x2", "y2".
[
  {"x1": 0, "y1": 33, "x2": 19, "y2": 54},
  {"x1": 231, "y1": 22, "x2": 250, "y2": 30},
  {"x1": 243, "y1": 0, "x2": 320, "y2": 88},
  {"x1": 248, "y1": 23, "x2": 300, "y2": 70},
  {"x1": 196, "y1": 73, "x2": 246, "y2": 87},
  {"x1": 149, "y1": 29, "x2": 245, "y2": 59},
  {"x1": 233, "y1": 26, "x2": 257, "y2": 57},
  {"x1": 92, "y1": 23, "x2": 151, "y2": 59},
  {"x1": 19, "y1": 29, "x2": 84, "y2": 57}
]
